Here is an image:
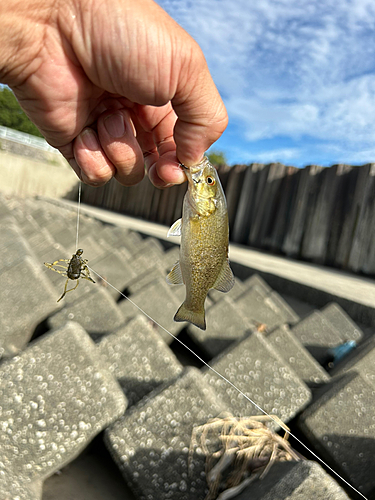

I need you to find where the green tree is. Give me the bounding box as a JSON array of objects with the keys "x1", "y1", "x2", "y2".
[
  {"x1": 0, "y1": 87, "x2": 43, "y2": 137},
  {"x1": 207, "y1": 149, "x2": 227, "y2": 166}
]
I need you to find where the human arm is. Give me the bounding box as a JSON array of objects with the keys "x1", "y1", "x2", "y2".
[{"x1": 0, "y1": 0, "x2": 228, "y2": 187}]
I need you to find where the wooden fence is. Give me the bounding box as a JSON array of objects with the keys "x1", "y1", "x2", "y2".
[{"x1": 80, "y1": 162, "x2": 375, "y2": 275}]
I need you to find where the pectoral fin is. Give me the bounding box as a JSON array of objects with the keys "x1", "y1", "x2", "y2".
[
  {"x1": 213, "y1": 259, "x2": 235, "y2": 293},
  {"x1": 167, "y1": 218, "x2": 182, "y2": 237},
  {"x1": 166, "y1": 261, "x2": 184, "y2": 285}
]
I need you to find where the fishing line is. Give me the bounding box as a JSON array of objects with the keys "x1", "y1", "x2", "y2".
[
  {"x1": 87, "y1": 264, "x2": 367, "y2": 500},
  {"x1": 75, "y1": 181, "x2": 82, "y2": 251}
]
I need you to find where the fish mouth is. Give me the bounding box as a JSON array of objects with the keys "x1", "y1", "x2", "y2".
[{"x1": 179, "y1": 156, "x2": 210, "y2": 173}]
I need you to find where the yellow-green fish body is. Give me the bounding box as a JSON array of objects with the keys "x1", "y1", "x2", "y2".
[{"x1": 167, "y1": 157, "x2": 234, "y2": 330}]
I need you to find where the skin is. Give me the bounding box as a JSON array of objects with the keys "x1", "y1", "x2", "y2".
[{"x1": 0, "y1": 0, "x2": 228, "y2": 188}]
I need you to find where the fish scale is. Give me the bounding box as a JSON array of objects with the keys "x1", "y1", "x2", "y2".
[{"x1": 167, "y1": 157, "x2": 235, "y2": 330}]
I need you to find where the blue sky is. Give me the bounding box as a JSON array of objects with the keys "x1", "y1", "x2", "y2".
[{"x1": 157, "y1": 0, "x2": 375, "y2": 167}]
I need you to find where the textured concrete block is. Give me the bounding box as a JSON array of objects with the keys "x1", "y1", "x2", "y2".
[
  {"x1": 0, "y1": 232, "x2": 34, "y2": 272},
  {"x1": 98, "y1": 315, "x2": 183, "y2": 406},
  {"x1": 322, "y1": 302, "x2": 363, "y2": 342},
  {"x1": 98, "y1": 225, "x2": 142, "y2": 256},
  {"x1": 291, "y1": 311, "x2": 344, "y2": 364},
  {"x1": 244, "y1": 273, "x2": 272, "y2": 296},
  {"x1": 48, "y1": 287, "x2": 125, "y2": 338},
  {"x1": 44, "y1": 225, "x2": 77, "y2": 249},
  {"x1": 236, "y1": 287, "x2": 299, "y2": 331},
  {"x1": 0, "y1": 322, "x2": 127, "y2": 498},
  {"x1": 0, "y1": 256, "x2": 59, "y2": 358},
  {"x1": 203, "y1": 331, "x2": 311, "y2": 423},
  {"x1": 298, "y1": 372, "x2": 375, "y2": 498},
  {"x1": 267, "y1": 325, "x2": 330, "y2": 386},
  {"x1": 235, "y1": 461, "x2": 350, "y2": 500},
  {"x1": 118, "y1": 280, "x2": 183, "y2": 344},
  {"x1": 208, "y1": 277, "x2": 248, "y2": 304},
  {"x1": 105, "y1": 368, "x2": 225, "y2": 500},
  {"x1": 268, "y1": 291, "x2": 300, "y2": 325},
  {"x1": 91, "y1": 249, "x2": 137, "y2": 299},
  {"x1": 188, "y1": 297, "x2": 256, "y2": 358},
  {"x1": 340, "y1": 342, "x2": 375, "y2": 388}
]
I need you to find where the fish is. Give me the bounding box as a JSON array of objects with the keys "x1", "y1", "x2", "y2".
[{"x1": 166, "y1": 156, "x2": 235, "y2": 330}]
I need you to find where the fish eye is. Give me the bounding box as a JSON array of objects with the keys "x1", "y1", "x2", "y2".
[{"x1": 206, "y1": 176, "x2": 215, "y2": 185}]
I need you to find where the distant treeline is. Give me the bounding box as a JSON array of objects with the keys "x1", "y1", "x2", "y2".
[
  {"x1": 79, "y1": 162, "x2": 375, "y2": 275},
  {"x1": 0, "y1": 87, "x2": 42, "y2": 138}
]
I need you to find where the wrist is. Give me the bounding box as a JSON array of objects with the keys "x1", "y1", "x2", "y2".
[{"x1": 0, "y1": 0, "x2": 57, "y2": 86}]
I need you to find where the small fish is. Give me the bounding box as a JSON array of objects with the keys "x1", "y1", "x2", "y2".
[{"x1": 167, "y1": 156, "x2": 235, "y2": 330}]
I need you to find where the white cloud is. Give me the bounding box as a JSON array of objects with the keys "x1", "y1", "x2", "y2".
[{"x1": 157, "y1": 0, "x2": 375, "y2": 162}]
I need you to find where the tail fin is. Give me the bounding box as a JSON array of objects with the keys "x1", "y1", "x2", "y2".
[{"x1": 174, "y1": 302, "x2": 206, "y2": 330}]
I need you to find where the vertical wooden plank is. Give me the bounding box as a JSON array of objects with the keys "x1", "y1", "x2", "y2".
[
  {"x1": 266, "y1": 166, "x2": 299, "y2": 252},
  {"x1": 248, "y1": 163, "x2": 287, "y2": 248},
  {"x1": 231, "y1": 163, "x2": 264, "y2": 244},
  {"x1": 225, "y1": 164, "x2": 248, "y2": 232},
  {"x1": 348, "y1": 164, "x2": 375, "y2": 272},
  {"x1": 301, "y1": 164, "x2": 351, "y2": 263},
  {"x1": 325, "y1": 167, "x2": 355, "y2": 267},
  {"x1": 336, "y1": 165, "x2": 373, "y2": 269},
  {"x1": 282, "y1": 165, "x2": 323, "y2": 257}
]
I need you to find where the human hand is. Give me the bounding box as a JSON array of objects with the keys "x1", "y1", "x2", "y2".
[{"x1": 0, "y1": 0, "x2": 227, "y2": 188}]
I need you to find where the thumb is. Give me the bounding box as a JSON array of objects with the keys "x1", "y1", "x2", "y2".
[{"x1": 172, "y1": 52, "x2": 228, "y2": 167}]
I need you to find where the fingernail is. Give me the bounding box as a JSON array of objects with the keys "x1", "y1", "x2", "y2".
[
  {"x1": 104, "y1": 112, "x2": 125, "y2": 138},
  {"x1": 81, "y1": 129, "x2": 99, "y2": 151}
]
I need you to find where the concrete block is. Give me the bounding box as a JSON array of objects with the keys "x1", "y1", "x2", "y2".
[
  {"x1": 105, "y1": 367, "x2": 226, "y2": 500},
  {"x1": 236, "y1": 287, "x2": 298, "y2": 331},
  {"x1": 0, "y1": 219, "x2": 24, "y2": 250},
  {"x1": 203, "y1": 331, "x2": 311, "y2": 423},
  {"x1": 98, "y1": 315, "x2": 183, "y2": 406},
  {"x1": 90, "y1": 249, "x2": 137, "y2": 299},
  {"x1": 291, "y1": 311, "x2": 344, "y2": 364},
  {"x1": 234, "y1": 461, "x2": 350, "y2": 500},
  {"x1": 267, "y1": 291, "x2": 300, "y2": 325},
  {"x1": 339, "y1": 341, "x2": 375, "y2": 388},
  {"x1": 48, "y1": 287, "x2": 125, "y2": 339},
  {"x1": 187, "y1": 297, "x2": 256, "y2": 358},
  {"x1": 267, "y1": 325, "x2": 330, "y2": 386},
  {"x1": 0, "y1": 231, "x2": 34, "y2": 272},
  {"x1": 0, "y1": 478, "x2": 44, "y2": 500},
  {"x1": 0, "y1": 322, "x2": 127, "y2": 498},
  {"x1": 44, "y1": 225, "x2": 77, "y2": 249},
  {"x1": 65, "y1": 234, "x2": 106, "y2": 263},
  {"x1": 26, "y1": 227, "x2": 55, "y2": 258},
  {"x1": 0, "y1": 256, "x2": 59, "y2": 359},
  {"x1": 118, "y1": 279, "x2": 183, "y2": 344},
  {"x1": 298, "y1": 372, "x2": 375, "y2": 498},
  {"x1": 322, "y1": 302, "x2": 363, "y2": 342},
  {"x1": 243, "y1": 273, "x2": 272, "y2": 296},
  {"x1": 129, "y1": 265, "x2": 187, "y2": 305},
  {"x1": 208, "y1": 277, "x2": 248, "y2": 304},
  {"x1": 97, "y1": 226, "x2": 142, "y2": 256}
]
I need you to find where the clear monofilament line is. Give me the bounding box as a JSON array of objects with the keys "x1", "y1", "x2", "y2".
[
  {"x1": 87, "y1": 265, "x2": 367, "y2": 500},
  {"x1": 75, "y1": 182, "x2": 82, "y2": 251}
]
